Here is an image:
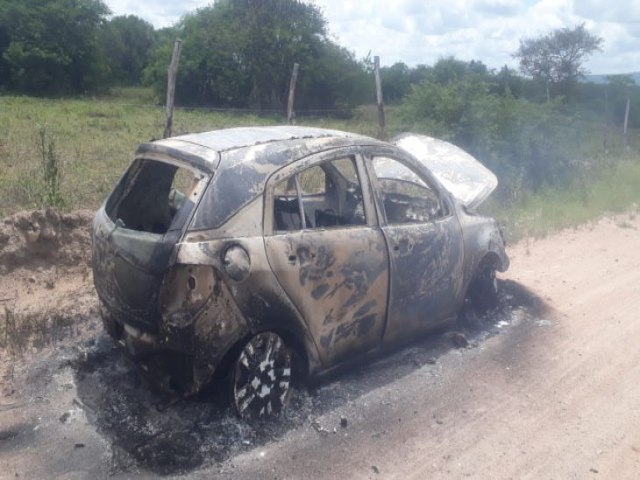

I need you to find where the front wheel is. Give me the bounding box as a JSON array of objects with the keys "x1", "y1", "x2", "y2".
[
  {"x1": 232, "y1": 332, "x2": 293, "y2": 419},
  {"x1": 467, "y1": 265, "x2": 499, "y2": 313}
]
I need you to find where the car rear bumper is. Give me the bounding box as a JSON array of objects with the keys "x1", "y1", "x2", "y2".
[{"x1": 100, "y1": 301, "x2": 202, "y2": 394}]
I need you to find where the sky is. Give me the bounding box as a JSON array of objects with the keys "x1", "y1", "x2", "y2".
[{"x1": 103, "y1": 0, "x2": 640, "y2": 75}]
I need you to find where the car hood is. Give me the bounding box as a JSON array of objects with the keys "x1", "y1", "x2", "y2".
[{"x1": 392, "y1": 133, "x2": 498, "y2": 209}]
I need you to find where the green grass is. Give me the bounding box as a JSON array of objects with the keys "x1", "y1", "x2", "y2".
[
  {"x1": 1, "y1": 87, "x2": 639, "y2": 242},
  {"x1": 483, "y1": 158, "x2": 640, "y2": 241},
  {"x1": 0, "y1": 89, "x2": 281, "y2": 216},
  {"x1": 0, "y1": 89, "x2": 398, "y2": 216}
]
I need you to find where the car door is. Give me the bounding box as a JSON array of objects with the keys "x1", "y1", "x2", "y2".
[
  {"x1": 364, "y1": 150, "x2": 464, "y2": 346},
  {"x1": 264, "y1": 151, "x2": 389, "y2": 367}
]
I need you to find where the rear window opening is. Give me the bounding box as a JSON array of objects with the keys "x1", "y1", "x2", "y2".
[{"x1": 107, "y1": 159, "x2": 205, "y2": 234}]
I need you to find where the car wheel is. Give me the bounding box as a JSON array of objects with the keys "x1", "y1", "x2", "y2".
[
  {"x1": 100, "y1": 304, "x2": 123, "y2": 340},
  {"x1": 232, "y1": 332, "x2": 293, "y2": 419},
  {"x1": 468, "y1": 265, "x2": 499, "y2": 313}
]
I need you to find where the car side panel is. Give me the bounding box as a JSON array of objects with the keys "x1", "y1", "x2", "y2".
[
  {"x1": 457, "y1": 206, "x2": 510, "y2": 296},
  {"x1": 175, "y1": 234, "x2": 324, "y2": 376},
  {"x1": 265, "y1": 227, "x2": 389, "y2": 367},
  {"x1": 380, "y1": 216, "x2": 464, "y2": 345}
]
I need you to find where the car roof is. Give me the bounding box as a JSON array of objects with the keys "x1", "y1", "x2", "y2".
[{"x1": 136, "y1": 126, "x2": 377, "y2": 173}]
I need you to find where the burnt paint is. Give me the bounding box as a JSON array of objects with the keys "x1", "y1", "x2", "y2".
[
  {"x1": 92, "y1": 209, "x2": 180, "y2": 333},
  {"x1": 265, "y1": 227, "x2": 389, "y2": 366},
  {"x1": 191, "y1": 137, "x2": 382, "y2": 231},
  {"x1": 311, "y1": 284, "x2": 330, "y2": 300},
  {"x1": 177, "y1": 236, "x2": 324, "y2": 376},
  {"x1": 457, "y1": 207, "x2": 510, "y2": 297},
  {"x1": 381, "y1": 215, "x2": 464, "y2": 345}
]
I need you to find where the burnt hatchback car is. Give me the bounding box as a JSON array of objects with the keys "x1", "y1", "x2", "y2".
[{"x1": 92, "y1": 126, "x2": 508, "y2": 418}]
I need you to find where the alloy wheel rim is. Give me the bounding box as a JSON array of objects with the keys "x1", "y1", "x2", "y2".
[{"x1": 233, "y1": 332, "x2": 292, "y2": 418}]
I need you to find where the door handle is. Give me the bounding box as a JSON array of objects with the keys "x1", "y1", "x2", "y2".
[{"x1": 288, "y1": 255, "x2": 297, "y2": 264}]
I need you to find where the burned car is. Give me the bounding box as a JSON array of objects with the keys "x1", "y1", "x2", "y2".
[{"x1": 92, "y1": 126, "x2": 508, "y2": 418}]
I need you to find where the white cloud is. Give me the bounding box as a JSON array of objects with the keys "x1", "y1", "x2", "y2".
[
  {"x1": 105, "y1": 0, "x2": 212, "y2": 27},
  {"x1": 472, "y1": 0, "x2": 523, "y2": 16},
  {"x1": 574, "y1": 0, "x2": 640, "y2": 25},
  {"x1": 102, "y1": 0, "x2": 640, "y2": 74},
  {"x1": 314, "y1": 0, "x2": 638, "y2": 74}
]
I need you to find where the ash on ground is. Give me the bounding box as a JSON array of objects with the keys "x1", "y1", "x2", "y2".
[{"x1": 60, "y1": 280, "x2": 547, "y2": 476}]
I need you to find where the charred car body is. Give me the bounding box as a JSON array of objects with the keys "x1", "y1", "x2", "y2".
[{"x1": 92, "y1": 126, "x2": 508, "y2": 418}]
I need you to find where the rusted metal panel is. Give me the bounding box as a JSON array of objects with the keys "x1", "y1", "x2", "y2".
[
  {"x1": 265, "y1": 227, "x2": 389, "y2": 366},
  {"x1": 458, "y1": 208, "x2": 510, "y2": 293},
  {"x1": 92, "y1": 209, "x2": 178, "y2": 333},
  {"x1": 184, "y1": 196, "x2": 264, "y2": 242},
  {"x1": 392, "y1": 133, "x2": 498, "y2": 209},
  {"x1": 158, "y1": 263, "x2": 250, "y2": 391},
  {"x1": 177, "y1": 236, "x2": 324, "y2": 375},
  {"x1": 156, "y1": 126, "x2": 367, "y2": 153},
  {"x1": 381, "y1": 216, "x2": 464, "y2": 345},
  {"x1": 190, "y1": 137, "x2": 383, "y2": 231}
]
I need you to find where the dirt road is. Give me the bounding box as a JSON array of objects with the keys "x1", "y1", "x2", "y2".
[{"x1": 1, "y1": 212, "x2": 639, "y2": 479}]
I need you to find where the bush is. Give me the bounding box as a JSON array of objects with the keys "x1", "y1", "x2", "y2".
[
  {"x1": 399, "y1": 77, "x2": 582, "y2": 197},
  {"x1": 37, "y1": 126, "x2": 64, "y2": 208}
]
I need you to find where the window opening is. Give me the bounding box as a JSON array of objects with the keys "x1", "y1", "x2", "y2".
[
  {"x1": 273, "y1": 156, "x2": 366, "y2": 231},
  {"x1": 372, "y1": 157, "x2": 443, "y2": 224},
  {"x1": 108, "y1": 159, "x2": 203, "y2": 234}
]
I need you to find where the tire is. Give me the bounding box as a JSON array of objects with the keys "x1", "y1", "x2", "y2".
[
  {"x1": 231, "y1": 332, "x2": 293, "y2": 419},
  {"x1": 468, "y1": 265, "x2": 499, "y2": 313},
  {"x1": 100, "y1": 304, "x2": 124, "y2": 340}
]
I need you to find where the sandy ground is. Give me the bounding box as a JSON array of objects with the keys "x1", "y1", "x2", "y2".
[
  {"x1": 227, "y1": 213, "x2": 640, "y2": 480},
  {"x1": 0, "y1": 211, "x2": 639, "y2": 479}
]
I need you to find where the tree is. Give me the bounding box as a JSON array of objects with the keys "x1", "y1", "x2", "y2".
[
  {"x1": 514, "y1": 23, "x2": 603, "y2": 102},
  {"x1": 100, "y1": 15, "x2": 155, "y2": 85},
  {"x1": 0, "y1": 0, "x2": 110, "y2": 94},
  {"x1": 297, "y1": 42, "x2": 370, "y2": 109},
  {"x1": 144, "y1": 0, "x2": 369, "y2": 110},
  {"x1": 380, "y1": 62, "x2": 411, "y2": 102}
]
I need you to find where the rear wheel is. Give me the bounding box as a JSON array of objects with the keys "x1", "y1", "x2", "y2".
[{"x1": 231, "y1": 332, "x2": 293, "y2": 419}]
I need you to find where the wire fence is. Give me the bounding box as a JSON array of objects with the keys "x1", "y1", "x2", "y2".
[{"x1": 32, "y1": 96, "x2": 361, "y2": 118}]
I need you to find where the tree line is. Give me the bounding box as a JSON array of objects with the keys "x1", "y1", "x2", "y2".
[
  {"x1": 2, "y1": 0, "x2": 632, "y2": 114},
  {"x1": 0, "y1": 0, "x2": 372, "y2": 110}
]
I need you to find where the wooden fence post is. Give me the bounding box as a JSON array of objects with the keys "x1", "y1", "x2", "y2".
[
  {"x1": 287, "y1": 63, "x2": 300, "y2": 125},
  {"x1": 374, "y1": 56, "x2": 385, "y2": 139},
  {"x1": 163, "y1": 39, "x2": 182, "y2": 139},
  {"x1": 623, "y1": 97, "x2": 631, "y2": 149},
  {"x1": 603, "y1": 88, "x2": 609, "y2": 152}
]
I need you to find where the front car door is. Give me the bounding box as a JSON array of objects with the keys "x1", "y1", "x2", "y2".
[
  {"x1": 264, "y1": 150, "x2": 389, "y2": 367},
  {"x1": 363, "y1": 149, "x2": 464, "y2": 346}
]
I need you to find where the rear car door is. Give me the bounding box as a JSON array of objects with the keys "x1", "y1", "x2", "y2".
[
  {"x1": 364, "y1": 150, "x2": 464, "y2": 345},
  {"x1": 264, "y1": 150, "x2": 389, "y2": 367}
]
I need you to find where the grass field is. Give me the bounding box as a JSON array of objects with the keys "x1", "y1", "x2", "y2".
[
  {"x1": 482, "y1": 159, "x2": 640, "y2": 240},
  {"x1": 1, "y1": 87, "x2": 639, "y2": 240}
]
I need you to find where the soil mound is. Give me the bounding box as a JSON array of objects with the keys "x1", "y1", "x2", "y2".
[
  {"x1": 0, "y1": 208, "x2": 93, "y2": 274},
  {"x1": 0, "y1": 209, "x2": 97, "y2": 356}
]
